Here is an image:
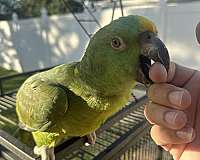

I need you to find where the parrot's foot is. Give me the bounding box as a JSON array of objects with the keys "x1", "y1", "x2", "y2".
[
  {"x1": 34, "y1": 146, "x2": 55, "y2": 160},
  {"x1": 85, "y1": 132, "x2": 96, "y2": 146}
]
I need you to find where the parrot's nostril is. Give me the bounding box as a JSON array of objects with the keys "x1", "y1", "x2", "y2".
[{"x1": 147, "y1": 35, "x2": 151, "y2": 40}]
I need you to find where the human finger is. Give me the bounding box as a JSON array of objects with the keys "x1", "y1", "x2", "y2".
[
  {"x1": 148, "y1": 83, "x2": 191, "y2": 109},
  {"x1": 149, "y1": 62, "x2": 168, "y2": 83},
  {"x1": 144, "y1": 102, "x2": 187, "y2": 130},
  {"x1": 150, "y1": 125, "x2": 195, "y2": 146},
  {"x1": 195, "y1": 22, "x2": 200, "y2": 44},
  {"x1": 149, "y1": 62, "x2": 195, "y2": 87}
]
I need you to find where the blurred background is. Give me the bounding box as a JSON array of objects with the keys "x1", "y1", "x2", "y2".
[{"x1": 0, "y1": 0, "x2": 200, "y2": 73}]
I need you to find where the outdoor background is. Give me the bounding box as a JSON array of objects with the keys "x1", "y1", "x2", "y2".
[{"x1": 0, "y1": 0, "x2": 200, "y2": 73}]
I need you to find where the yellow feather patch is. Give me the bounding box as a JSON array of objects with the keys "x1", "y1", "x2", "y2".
[{"x1": 138, "y1": 16, "x2": 157, "y2": 34}]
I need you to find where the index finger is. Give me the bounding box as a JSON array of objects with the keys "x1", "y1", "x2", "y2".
[{"x1": 149, "y1": 62, "x2": 195, "y2": 87}]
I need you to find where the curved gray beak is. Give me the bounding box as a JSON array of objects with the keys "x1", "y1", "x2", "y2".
[{"x1": 137, "y1": 31, "x2": 170, "y2": 85}]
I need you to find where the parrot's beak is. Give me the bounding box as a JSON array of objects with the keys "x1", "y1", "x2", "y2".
[{"x1": 137, "y1": 31, "x2": 170, "y2": 86}]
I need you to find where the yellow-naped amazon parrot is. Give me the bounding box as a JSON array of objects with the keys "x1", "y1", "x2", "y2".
[{"x1": 16, "y1": 15, "x2": 170, "y2": 160}]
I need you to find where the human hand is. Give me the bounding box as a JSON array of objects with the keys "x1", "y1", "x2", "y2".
[
  {"x1": 145, "y1": 62, "x2": 200, "y2": 160},
  {"x1": 144, "y1": 23, "x2": 200, "y2": 160}
]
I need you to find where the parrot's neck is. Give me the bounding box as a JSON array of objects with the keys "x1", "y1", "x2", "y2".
[
  {"x1": 67, "y1": 59, "x2": 135, "y2": 111},
  {"x1": 75, "y1": 58, "x2": 135, "y2": 97}
]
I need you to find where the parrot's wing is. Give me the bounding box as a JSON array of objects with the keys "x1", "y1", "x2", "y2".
[{"x1": 16, "y1": 77, "x2": 68, "y2": 132}]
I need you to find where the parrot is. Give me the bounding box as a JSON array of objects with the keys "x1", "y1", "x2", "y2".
[{"x1": 16, "y1": 15, "x2": 170, "y2": 160}]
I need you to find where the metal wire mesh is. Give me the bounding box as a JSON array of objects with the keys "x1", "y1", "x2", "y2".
[{"x1": 119, "y1": 134, "x2": 173, "y2": 160}]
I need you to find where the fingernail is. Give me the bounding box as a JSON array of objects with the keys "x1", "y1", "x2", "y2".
[
  {"x1": 176, "y1": 127, "x2": 194, "y2": 141},
  {"x1": 164, "y1": 111, "x2": 187, "y2": 127},
  {"x1": 168, "y1": 91, "x2": 184, "y2": 106},
  {"x1": 164, "y1": 111, "x2": 179, "y2": 125}
]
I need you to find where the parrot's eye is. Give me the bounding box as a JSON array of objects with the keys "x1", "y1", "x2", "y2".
[{"x1": 111, "y1": 37, "x2": 126, "y2": 50}]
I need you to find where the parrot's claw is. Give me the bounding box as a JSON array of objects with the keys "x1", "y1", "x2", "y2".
[
  {"x1": 34, "y1": 146, "x2": 55, "y2": 160},
  {"x1": 85, "y1": 132, "x2": 96, "y2": 146}
]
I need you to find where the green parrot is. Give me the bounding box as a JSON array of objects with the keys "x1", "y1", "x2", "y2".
[{"x1": 16, "y1": 15, "x2": 170, "y2": 160}]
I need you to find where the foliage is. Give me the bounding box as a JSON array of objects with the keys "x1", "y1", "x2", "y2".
[{"x1": 0, "y1": 0, "x2": 84, "y2": 20}]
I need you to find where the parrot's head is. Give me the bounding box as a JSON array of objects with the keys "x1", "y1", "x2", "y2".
[{"x1": 79, "y1": 15, "x2": 170, "y2": 94}]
